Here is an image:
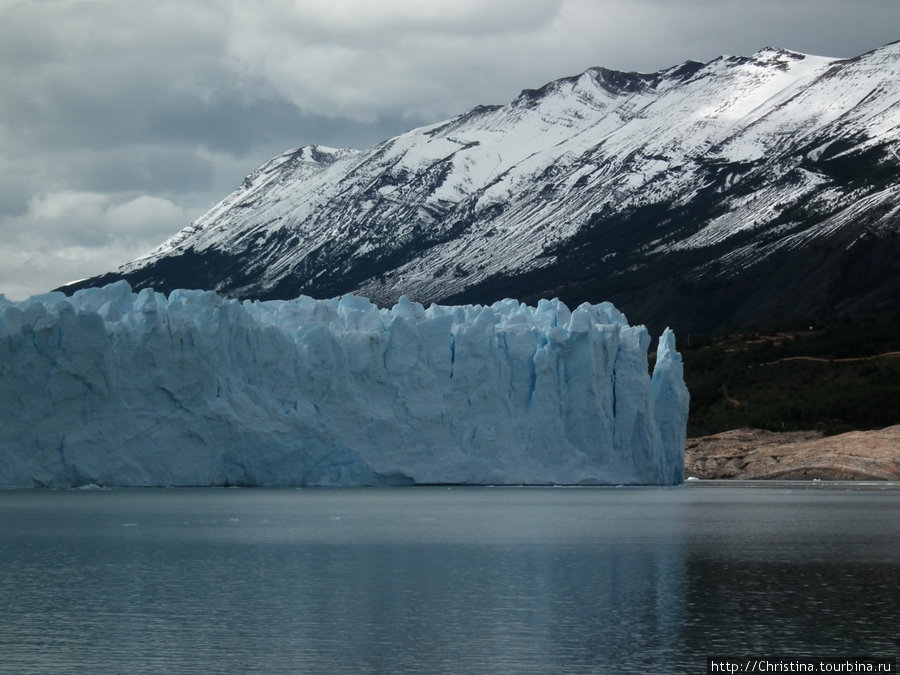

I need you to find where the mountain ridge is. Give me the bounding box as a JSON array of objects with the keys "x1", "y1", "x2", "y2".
[{"x1": 59, "y1": 41, "x2": 900, "y2": 335}]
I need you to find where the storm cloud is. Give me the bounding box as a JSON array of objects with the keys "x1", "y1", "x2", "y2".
[{"x1": 1, "y1": 0, "x2": 897, "y2": 299}]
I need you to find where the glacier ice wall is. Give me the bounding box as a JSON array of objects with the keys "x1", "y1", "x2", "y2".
[{"x1": 0, "y1": 282, "x2": 688, "y2": 487}]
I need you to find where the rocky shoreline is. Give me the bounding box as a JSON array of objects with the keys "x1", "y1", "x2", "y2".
[{"x1": 685, "y1": 425, "x2": 900, "y2": 480}]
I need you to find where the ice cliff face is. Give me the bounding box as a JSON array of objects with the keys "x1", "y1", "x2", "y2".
[{"x1": 0, "y1": 282, "x2": 687, "y2": 487}]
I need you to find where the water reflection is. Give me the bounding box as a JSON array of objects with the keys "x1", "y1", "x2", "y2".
[
  {"x1": 0, "y1": 486, "x2": 897, "y2": 673},
  {"x1": 682, "y1": 558, "x2": 899, "y2": 659}
]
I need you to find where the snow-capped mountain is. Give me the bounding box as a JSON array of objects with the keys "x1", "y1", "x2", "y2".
[{"x1": 61, "y1": 42, "x2": 900, "y2": 334}]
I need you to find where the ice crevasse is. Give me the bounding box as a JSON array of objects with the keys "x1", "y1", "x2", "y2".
[{"x1": 0, "y1": 281, "x2": 689, "y2": 487}]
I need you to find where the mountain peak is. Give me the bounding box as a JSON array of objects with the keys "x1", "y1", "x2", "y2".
[
  {"x1": 587, "y1": 66, "x2": 660, "y2": 93},
  {"x1": 748, "y1": 46, "x2": 811, "y2": 68}
]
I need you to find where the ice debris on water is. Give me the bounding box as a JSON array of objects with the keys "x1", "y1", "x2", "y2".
[{"x1": 0, "y1": 281, "x2": 688, "y2": 487}]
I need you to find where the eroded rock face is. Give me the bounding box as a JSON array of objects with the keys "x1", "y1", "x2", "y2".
[{"x1": 685, "y1": 426, "x2": 900, "y2": 480}]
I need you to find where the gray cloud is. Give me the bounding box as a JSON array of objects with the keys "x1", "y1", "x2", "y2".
[
  {"x1": 1, "y1": 0, "x2": 897, "y2": 299},
  {"x1": 0, "y1": 188, "x2": 200, "y2": 301}
]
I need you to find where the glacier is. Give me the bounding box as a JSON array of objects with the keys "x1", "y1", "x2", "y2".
[{"x1": 0, "y1": 281, "x2": 688, "y2": 487}]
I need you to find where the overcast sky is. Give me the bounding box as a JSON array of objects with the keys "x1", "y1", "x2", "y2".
[{"x1": 1, "y1": 0, "x2": 897, "y2": 300}]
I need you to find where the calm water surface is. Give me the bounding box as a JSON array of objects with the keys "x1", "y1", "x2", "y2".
[{"x1": 0, "y1": 483, "x2": 898, "y2": 673}]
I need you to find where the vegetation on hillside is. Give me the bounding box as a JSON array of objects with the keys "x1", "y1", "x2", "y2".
[{"x1": 675, "y1": 312, "x2": 900, "y2": 437}]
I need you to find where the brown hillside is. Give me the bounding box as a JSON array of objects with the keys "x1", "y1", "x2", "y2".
[{"x1": 685, "y1": 425, "x2": 900, "y2": 480}]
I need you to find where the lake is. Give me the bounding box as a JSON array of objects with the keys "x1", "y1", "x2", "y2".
[{"x1": 1, "y1": 483, "x2": 897, "y2": 673}]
